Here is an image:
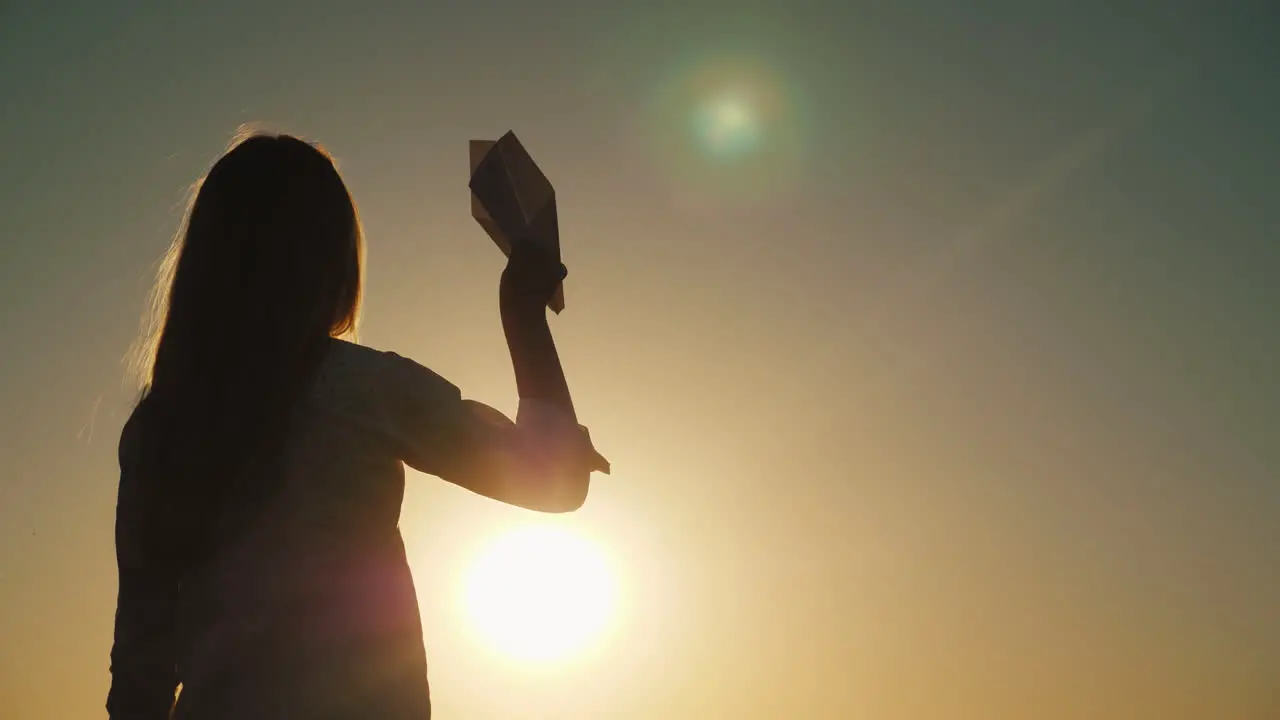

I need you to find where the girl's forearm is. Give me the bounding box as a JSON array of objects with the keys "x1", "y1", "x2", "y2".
[{"x1": 502, "y1": 309, "x2": 577, "y2": 424}]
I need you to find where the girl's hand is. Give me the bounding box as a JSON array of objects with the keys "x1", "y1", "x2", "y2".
[{"x1": 499, "y1": 241, "x2": 566, "y2": 319}]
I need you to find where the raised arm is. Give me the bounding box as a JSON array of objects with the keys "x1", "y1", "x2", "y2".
[
  {"x1": 377, "y1": 243, "x2": 606, "y2": 513},
  {"x1": 498, "y1": 242, "x2": 578, "y2": 423},
  {"x1": 434, "y1": 398, "x2": 604, "y2": 513}
]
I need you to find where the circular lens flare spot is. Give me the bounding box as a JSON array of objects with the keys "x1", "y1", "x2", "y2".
[
  {"x1": 694, "y1": 93, "x2": 762, "y2": 159},
  {"x1": 641, "y1": 54, "x2": 806, "y2": 211}
]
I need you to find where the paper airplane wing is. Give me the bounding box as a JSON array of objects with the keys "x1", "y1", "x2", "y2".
[
  {"x1": 468, "y1": 140, "x2": 510, "y2": 255},
  {"x1": 469, "y1": 132, "x2": 565, "y2": 312}
]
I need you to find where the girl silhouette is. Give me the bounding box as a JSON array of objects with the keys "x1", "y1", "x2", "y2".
[{"x1": 108, "y1": 131, "x2": 608, "y2": 720}]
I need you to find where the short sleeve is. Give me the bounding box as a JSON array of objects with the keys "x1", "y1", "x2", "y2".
[
  {"x1": 317, "y1": 340, "x2": 608, "y2": 505},
  {"x1": 372, "y1": 354, "x2": 610, "y2": 481},
  {"x1": 369, "y1": 350, "x2": 472, "y2": 477}
]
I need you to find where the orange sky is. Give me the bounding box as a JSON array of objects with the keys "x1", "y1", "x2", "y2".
[{"x1": 1, "y1": 3, "x2": 1278, "y2": 718}]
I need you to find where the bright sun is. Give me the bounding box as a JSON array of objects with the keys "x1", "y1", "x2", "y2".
[{"x1": 463, "y1": 524, "x2": 616, "y2": 662}]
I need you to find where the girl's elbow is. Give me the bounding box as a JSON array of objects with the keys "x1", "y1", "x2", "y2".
[
  {"x1": 537, "y1": 474, "x2": 590, "y2": 513},
  {"x1": 561, "y1": 481, "x2": 590, "y2": 512}
]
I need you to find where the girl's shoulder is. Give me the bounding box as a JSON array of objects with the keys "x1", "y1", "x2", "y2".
[
  {"x1": 321, "y1": 338, "x2": 450, "y2": 383},
  {"x1": 314, "y1": 338, "x2": 461, "y2": 411},
  {"x1": 322, "y1": 337, "x2": 393, "y2": 376}
]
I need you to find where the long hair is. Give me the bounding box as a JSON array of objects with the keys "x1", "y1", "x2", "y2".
[{"x1": 129, "y1": 129, "x2": 364, "y2": 571}]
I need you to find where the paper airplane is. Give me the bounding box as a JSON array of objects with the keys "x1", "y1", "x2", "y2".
[{"x1": 469, "y1": 131, "x2": 564, "y2": 313}]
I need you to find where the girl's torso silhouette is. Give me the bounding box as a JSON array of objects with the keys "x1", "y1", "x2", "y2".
[{"x1": 118, "y1": 339, "x2": 472, "y2": 720}]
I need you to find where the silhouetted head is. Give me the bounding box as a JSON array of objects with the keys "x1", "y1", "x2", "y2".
[
  {"x1": 129, "y1": 129, "x2": 365, "y2": 569},
  {"x1": 140, "y1": 131, "x2": 363, "y2": 382}
]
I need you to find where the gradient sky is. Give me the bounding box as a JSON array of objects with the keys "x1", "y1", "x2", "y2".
[{"x1": 2, "y1": 2, "x2": 1278, "y2": 718}]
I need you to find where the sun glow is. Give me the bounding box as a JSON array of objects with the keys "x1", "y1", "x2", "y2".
[
  {"x1": 694, "y1": 91, "x2": 763, "y2": 159},
  {"x1": 463, "y1": 523, "x2": 617, "y2": 662}
]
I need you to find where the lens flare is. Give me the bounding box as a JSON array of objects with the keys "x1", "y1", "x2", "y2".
[
  {"x1": 694, "y1": 92, "x2": 763, "y2": 160},
  {"x1": 643, "y1": 54, "x2": 807, "y2": 212}
]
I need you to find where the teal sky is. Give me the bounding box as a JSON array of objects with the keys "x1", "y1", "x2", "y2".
[{"x1": 1, "y1": 2, "x2": 1277, "y2": 718}]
